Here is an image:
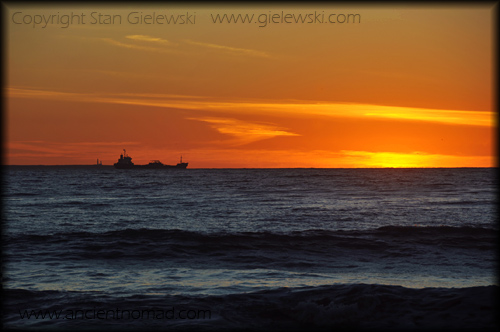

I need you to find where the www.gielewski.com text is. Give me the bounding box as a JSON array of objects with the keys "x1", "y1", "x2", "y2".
[{"x1": 11, "y1": 11, "x2": 360, "y2": 28}]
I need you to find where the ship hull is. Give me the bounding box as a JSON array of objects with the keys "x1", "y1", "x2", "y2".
[
  {"x1": 113, "y1": 163, "x2": 134, "y2": 169},
  {"x1": 114, "y1": 163, "x2": 188, "y2": 169}
]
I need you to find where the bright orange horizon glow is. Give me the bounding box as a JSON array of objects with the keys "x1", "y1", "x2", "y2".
[{"x1": 5, "y1": 4, "x2": 496, "y2": 168}]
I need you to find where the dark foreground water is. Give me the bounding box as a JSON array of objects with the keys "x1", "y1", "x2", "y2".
[{"x1": 2, "y1": 167, "x2": 498, "y2": 330}]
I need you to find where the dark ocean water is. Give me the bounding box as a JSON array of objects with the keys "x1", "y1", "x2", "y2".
[{"x1": 2, "y1": 167, "x2": 498, "y2": 330}]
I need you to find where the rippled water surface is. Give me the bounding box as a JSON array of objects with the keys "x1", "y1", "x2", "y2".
[{"x1": 3, "y1": 167, "x2": 497, "y2": 330}]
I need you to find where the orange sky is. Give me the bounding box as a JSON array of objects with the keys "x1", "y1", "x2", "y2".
[{"x1": 5, "y1": 4, "x2": 496, "y2": 167}]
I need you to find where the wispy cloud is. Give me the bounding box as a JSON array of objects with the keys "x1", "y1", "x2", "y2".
[
  {"x1": 189, "y1": 117, "x2": 299, "y2": 145},
  {"x1": 101, "y1": 38, "x2": 176, "y2": 53},
  {"x1": 7, "y1": 141, "x2": 140, "y2": 163},
  {"x1": 105, "y1": 92, "x2": 207, "y2": 99},
  {"x1": 7, "y1": 88, "x2": 82, "y2": 99},
  {"x1": 99, "y1": 35, "x2": 270, "y2": 58},
  {"x1": 7, "y1": 87, "x2": 494, "y2": 127},
  {"x1": 184, "y1": 40, "x2": 271, "y2": 58},
  {"x1": 125, "y1": 35, "x2": 171, "y2": 45},
  {"x1": 9, "y1": 141, "x2": 139, "y2": 153}
]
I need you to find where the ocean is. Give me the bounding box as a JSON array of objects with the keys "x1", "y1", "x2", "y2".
[{"x1": 2, "y1": 167, "x2": 498, "y2": 330}]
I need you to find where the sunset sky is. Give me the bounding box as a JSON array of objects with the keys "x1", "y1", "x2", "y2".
[{"x1": 5, "y1": 3, "x2": 496, "y2": 167}]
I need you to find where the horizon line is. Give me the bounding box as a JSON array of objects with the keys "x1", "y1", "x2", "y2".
[{"x1": 4, "y1": 165, "x2": 497, "y2": 169}]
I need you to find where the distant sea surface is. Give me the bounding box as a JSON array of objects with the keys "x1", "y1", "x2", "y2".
[{"x1": 3, "y1": 167, "x2": 498, "y2": 330}]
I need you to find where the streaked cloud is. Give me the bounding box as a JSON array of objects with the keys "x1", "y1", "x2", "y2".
[
  {"x1": 105, "y1": 92, "x2": 208, "y2": 99},
  {"x1": 361, "y1": 106, "x2": 493, "y2": 127},
  {"x1": 7, "y1": 87, "x2": 494, "y2": 127},
  {"x1": 125, "y1": 35, "x2": 171, "y2": 45},
  {"x1": 101, "y1": 38, "x2": 176, "y2": 53},
  {"x1": 9, "y1": 141, "x2": 139, "y2": 153},
  {"x1": 7, "y1": 88, "x2": 82, "y2": 99},
  {"x1": 189, "y1": 117, "x2": 299, "y2": 145},
  {"x1": 99, "y1": 35, "x2": 269, "y2": 58},
  {"x1": 7, "y1": 141, "x2": 140, "y2": 164},
  {"x1": 184, "y1": 40, "x2": 271, "y2": 58}
]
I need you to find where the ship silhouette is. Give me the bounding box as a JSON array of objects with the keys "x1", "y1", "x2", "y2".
[{"x1": 114, "y1": 149, "x2": 188, "y2": 169}]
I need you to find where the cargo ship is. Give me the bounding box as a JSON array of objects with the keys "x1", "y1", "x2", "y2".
[{"x1": 114, "y1": 150, "x2": 188, "y2": 169}]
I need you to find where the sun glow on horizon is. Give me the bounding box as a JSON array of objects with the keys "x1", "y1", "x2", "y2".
[{"x1": 338, "y1": 151, "x2": 494, "y2": 168}]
